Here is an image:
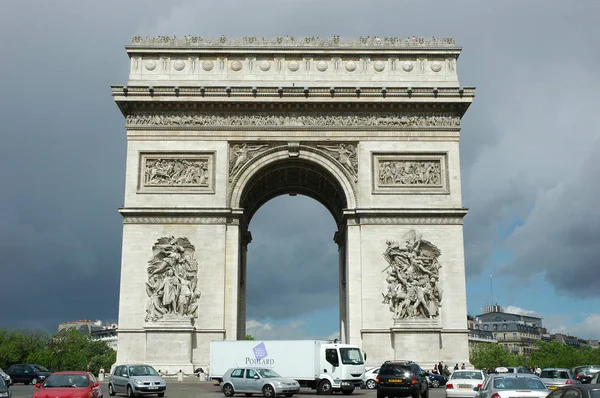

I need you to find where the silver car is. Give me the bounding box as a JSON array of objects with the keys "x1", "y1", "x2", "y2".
[
  {"x1": 474, "y1": 374, "x2": 548, "y2": 398},
  {"x1": 539, "y1": 368, "x2": 579, "y2": 390},
  {"x1": 108, "y1": 364, "x2": 166, "y2": 397},
  {"x1": 0, "y1": 368, "x2": 11, "y2": 386},
  {"x1": 221, "y1": 368, "x2": 300, "y2": 397}
]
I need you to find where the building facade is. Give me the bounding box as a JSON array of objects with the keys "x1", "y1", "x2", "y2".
[{"x1": 112, "y1": 35, "x2": 475, "y2": 372}]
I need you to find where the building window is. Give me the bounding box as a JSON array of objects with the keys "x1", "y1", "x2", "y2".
[
  {"x1": 502, "y1": 324, "x2": 507, "y2": 331},
  {"x1": 513, "y1": 333, "x2": 518, "y2": 339},
  {"x1": 493, "y1": 325, "x2": 498, "y2": 331}
]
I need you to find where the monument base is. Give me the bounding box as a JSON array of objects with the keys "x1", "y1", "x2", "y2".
[{"x1": 143, "y1": 317, "x2": 196, "y2": 374}]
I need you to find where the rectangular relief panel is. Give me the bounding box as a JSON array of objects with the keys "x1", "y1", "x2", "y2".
[
  {"x1": 138, "y1": 152, "x2": 215, "y2": 194},
  {"x1": 372, "y1": 152, "x2": 449, "y2": 195}
]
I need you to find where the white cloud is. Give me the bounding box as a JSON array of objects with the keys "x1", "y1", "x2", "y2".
[
  {"x1": 544, "y1": 314, "x2": 600, "y2": 340},
  {"x1": 503, "y1": 306, "x2": 539, "y2": 317},
  {"x1": 246, "y1": 319, "x2": 308, "y2": 340}
]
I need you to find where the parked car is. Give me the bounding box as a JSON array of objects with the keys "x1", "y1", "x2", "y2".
[
  {"x1": 445, "y1": 370, "x2": 486, "y2": 398},
  {"x1": 220, "y1": 367, "x2": 300, "y2": 397},
  {"x1": 363, "y1": 367, "x2": 380, "y2": 389},
  {"x1": 589, "y1": 372, "x2": 600, "y2": 384},
  {"x1": 108, "y1": 364, "x2": 166, "y2": 397},
  {"x1": 375, "y1": 360, "x2": 429, "y2": 398},
  {"x1": 474, "y1": 374, "x2": 548, "y2": 398},
  {"x1": 33, "y1": 371, "x2": 102, "y2": 398},
  {"x1": 546, "y1": 384, "x2": 600, "y2": 398},
  {"x1": 494, "y1": 367, "x2": 530, "y2": 374},
  {"x1": 0, "y1": 375, "x2": 11, "y2": 398},
  {"x1": 0, "y1": 368, "x2": 12, "y2": 386},
  {"x1": 428, "y1": 373, "x2": 447, "y2": 388},
  {"x1": 539, "y1": 368, "x2": 579, "y2": 390},
  {"x1": 572, "y1": 366, "x2": 600, "y2": 384},
  {"x1": 4, "y1": 364, "x2": 51, "y2": 385}
]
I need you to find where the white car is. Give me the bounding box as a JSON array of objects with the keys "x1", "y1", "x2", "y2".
[
  {"x1": 474, "y1": 374, "x2": 548, "y2": 398},
  {"x1": 363, "y1": 367, "x2": 380, "y2": 389},
  {"x1": 446, "y1": 370, "x2": 487, "y2": 398}
]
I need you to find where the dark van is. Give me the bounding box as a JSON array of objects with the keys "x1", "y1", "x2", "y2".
[{"x1": 5, "y1": 364, "x2": 51, "y2": 385}]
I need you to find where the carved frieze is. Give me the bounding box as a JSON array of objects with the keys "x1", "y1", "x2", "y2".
[
  {"x1": 228, "y1": 143, "x2": 269, "y2": 181},
  {"x1": 131, "y1": 35, "x2": 456, "y2": 48},
  {"x1": 125, "y1": 112, "x2": 460, "y2": 129},
  {"x1": 145, "y1": 236, "x2": 201, "y2": 322},
  {"x1": 372, "y1": 153, "x2": 448, "y2": 194},
  {"x1": 317, "y1": 143, "x2": 358, "y2": 180},
  {"x1": 382, "y1": 230, "x2": 443, "y2": 323},
  {"x1": 139, "y1": 152, "x2": 215, "y2": 193}
]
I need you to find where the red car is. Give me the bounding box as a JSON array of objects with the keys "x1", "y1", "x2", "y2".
[{"x1": 33, "y1": 371, "x2": 103, "y2": 398}]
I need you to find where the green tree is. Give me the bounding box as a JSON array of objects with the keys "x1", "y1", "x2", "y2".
[{"x1": 244, "y1": 335, "x2": 255, "y2": 340}]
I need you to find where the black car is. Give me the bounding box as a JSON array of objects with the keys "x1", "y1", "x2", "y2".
[
  {"x1": 572, "y1": 365, "x2": 600, "y2": 384},
  {"x1": 4, "y1": 364, "x2": 51, "y2": 385},
  {"x1": 376, "y1": 360, "x2": 429, "y2": 398},
  {"x1": 0, "y1": 376, "x2": 11, "y2": 398},
  {"x1": 547, "y1": 384, "x2": 600, "y2": 398}
]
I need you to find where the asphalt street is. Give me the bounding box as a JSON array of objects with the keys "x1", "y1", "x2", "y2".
[{"x1": 8, "y1": 381, "x2": 449, "y2": 398}]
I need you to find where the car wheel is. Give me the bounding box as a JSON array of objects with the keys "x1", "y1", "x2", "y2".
[
  {"x1": 108, "y1": 383, "x2": 116, "y2": 396},
  {"x1": 262, "y1": 385, "x2": 275, "y2": 397},
  {"x1": 341, "y1": 388, "x2": 354, "y2": 395},
  {"x1": 431, "y1": 379, "x2": 440, "y2": 388},
  {"x1": 157, "y1": 393, "x2": 165, "y2": 397},
  {"x1": 285, "y1": 394, "x2": 294, "y2": 397},
  {"x1": 317, "y1": 380, "x2": 333, "y2": 395},
  {"x1": 223, "y1": 383, "x2": 235, "y2": 397},
  {"x1": 377, "y1": 392, "x2": 386, "y2": 398},
  {"x1": 411, "y1": 390, "x2": 419, "y2": 398},
  {"x1": 31, "y1": 378, "x2": 38, "y2": 385},
  {"x1": 421, "y1": 386, "x2": 429, "y2": 398},
  {"x1": 127, "y1": 385, "x2": 136, "y2": 397},
  {"x1": 366, "y1": 379, "x2": 377, "y2": 390}
]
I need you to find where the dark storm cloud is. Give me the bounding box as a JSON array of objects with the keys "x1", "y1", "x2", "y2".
[{"x1": 1, "y1": 0, "x2": 599, "y2": 332}]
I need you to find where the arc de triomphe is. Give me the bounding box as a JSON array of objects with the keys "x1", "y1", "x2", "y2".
[{"x1": 112, "y1": 36, "x2": 474, "y2": 372}]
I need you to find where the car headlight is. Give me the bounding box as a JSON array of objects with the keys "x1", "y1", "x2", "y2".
[
  {"x1": 0, "y1": 392, "x2": 8, "y2": 397},
  {"x1": 134, "y1": 379, "x2": 144, "y2": 386}
]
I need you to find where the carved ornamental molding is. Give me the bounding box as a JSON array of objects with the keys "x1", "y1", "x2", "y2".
[
  {"x1": 145, "y1": 236, "x2": 201, "y2": 322},
  {"x1": 131, "y1": 35, "x2": 456, "y2": 48},
  {"x1": 382, "y1": 230, "x2": 443, "y2": 323},
  {"x1": 138, "y1": 152, "x2": 215, "y2": 194},
  {"x1": 372, "y1": 152, "x2": 449, "y2": 195},
  {"x1": 125, "y1": 112, "x2": 461, "y2": 130}
]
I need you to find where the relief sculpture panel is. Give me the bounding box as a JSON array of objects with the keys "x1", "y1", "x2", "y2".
[
  {"x1": 145, "y1": 236, "x2": 201, "y2": 322},
  {"x1": 139, "y1": 152, "x2": 214, "y2": 193},
  {"x1": 382, "y1": 230, "x2": 442, "y2": 322},
  {"x1": 372, "y1": 153, "x2": 448, "y2": 194}
]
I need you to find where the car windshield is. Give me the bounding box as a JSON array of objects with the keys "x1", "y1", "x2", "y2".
[
  {"x1": 43, "y1": 374, "x2": 89, "y2": 388},
  {"x1": 540, "y1": 371, "x2": 569, "y2": 379},
  {"x1": 257, "y1": 369, "x2": 281, "y2": 378},
  {"x1": 32, "y1": 365, "x2": 49, "y2": 372},
  {"x1": 128, "y1": 366, "x2": 158, "y2": 376},
  {"x1": 493, "y1": 378, "x2": 546, "y2": 390},
  {"x1": 451, "y1": 371, "x2": 483, "y2": 380},
  {"x1": 340, "y1": 348, "x2": 364, "y2": 365}
]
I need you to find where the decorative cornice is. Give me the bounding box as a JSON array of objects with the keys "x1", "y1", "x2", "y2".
[
  {"x1": 112, "y1": 85, "x2": 475, "y2": 100},
  {"x1": 130, "y1": 35, "x2": 456, "y2": 49},
  {"x1": 119, "y1": 208, "x2": 238, "y2": 224},
  {"x1": 344, "y1": 208, "x2": 468, "y2": 225}
]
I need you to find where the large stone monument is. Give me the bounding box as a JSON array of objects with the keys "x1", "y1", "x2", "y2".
[{"x1": 112, "y1": 35, "x2": 474, "y2": 372}]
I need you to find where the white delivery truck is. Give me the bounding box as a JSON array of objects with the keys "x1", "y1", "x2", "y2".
[{"x1": 209, "y1": 340, "x2": 366, "y2": 394}]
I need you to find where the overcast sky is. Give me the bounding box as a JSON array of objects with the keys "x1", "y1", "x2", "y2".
[{"x1": 1, "y1": 0, "x2": 599, "y2": 341}]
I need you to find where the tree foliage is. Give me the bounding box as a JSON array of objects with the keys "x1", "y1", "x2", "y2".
[
  {"x1": 0, "y1": 328, "x2": 116, "y2": 375},
  {"x1": 244, "y1": 334, "x2": 255, "y2": 340},
  {"x1": 470, "y1": 341, "x2": 600, "y2": 370}
]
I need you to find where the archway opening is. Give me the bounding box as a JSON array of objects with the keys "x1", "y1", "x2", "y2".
[{"x1": 236, "y1": 158, "x2": 350, "y2": 341}]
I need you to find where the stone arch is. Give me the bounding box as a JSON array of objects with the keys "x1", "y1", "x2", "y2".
[{"x1": 229, "y1": 144, "x2": 357, "y2": 224}]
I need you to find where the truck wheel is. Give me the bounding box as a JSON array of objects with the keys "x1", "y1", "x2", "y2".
[
  {"x1": 262, "y1": 385, "x2": 275, "y2": 397},
  {"x1": 223, "y1": 383, "x2": 235, "y2": 397},
  {"x1": 317, "y1": 380, "x2": 333, "y2": 395},
  {"x1": 342, "y1": 388, "x2": 354, "y2": 395}
]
